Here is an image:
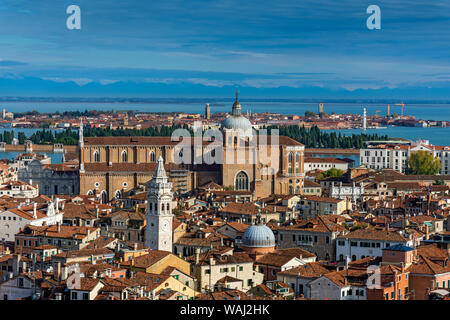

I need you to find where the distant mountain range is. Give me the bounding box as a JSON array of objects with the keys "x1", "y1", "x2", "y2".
[{"x1": 0, "y1": 77, "x2": 449, "y2": 101}]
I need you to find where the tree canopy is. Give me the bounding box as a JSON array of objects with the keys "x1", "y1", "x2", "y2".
[
  {"x1": 407, "y1": 150, "x2": 441, "y2": 175},
  {"x1": 317, "y1": 168, "x2": 345, "y2": 181}
]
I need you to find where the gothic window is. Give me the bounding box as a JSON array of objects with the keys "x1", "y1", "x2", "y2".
[
  {"x1": 94, "y1": 151, "x2": 100, "y2": 162},
  {"x1": 87, "y1": 190, "x2": 93, "y2": 195},
  {"x1": 288, "y1": 152, "x2": 294, "y2": 174},
  {"x1": 121, "y1": 150, "x2": 128, "y2": 162},
  {"x1": 235, "y1": 171, "x2": 249, "y2": 191},
  {"x1": 101, "y1": 191, "x2": 108, "y2": 204},
  {"x1": 295, "y1": 153, "x2": 300, "y2": 173},
  {"x1": 149, "y1": 202, "x2": 153, "y2": 211},
  {"x1": 115, "y1": 190, "x2": 121, "y2": 199},
  {"x1": 166, "y1": 203, "x2": 170, "y2": 211},
  {"x1": 150, "y1": 151, "x2": 156, "y2": 162},
  {"x1": 289, "y1": 186, "x2": 293, "y2": 195}
]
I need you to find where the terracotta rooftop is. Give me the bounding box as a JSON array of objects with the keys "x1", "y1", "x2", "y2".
[
  {"x1": 278, "y1": 262, "x2": 329, "y2": 278},
  {"x1": 338, "y1": 228, "x2": 408, "y2": 242},
  {"x1": 120, "y1": 250, "x2": 173, "y2": 269}
]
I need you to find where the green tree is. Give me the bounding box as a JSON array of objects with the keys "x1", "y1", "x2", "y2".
[
  {"x1": 317, "y1": 168, "x2": 345, "y2": 181},
  {"x1": 18, "y1": 132, "x2": 27, "y2": 145},
  {"x1": 407, "y1": 150, "x2": 441, "y2": 175}
]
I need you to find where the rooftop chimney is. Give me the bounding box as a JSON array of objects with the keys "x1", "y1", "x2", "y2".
[{"x1": 33, "y1": 203, "x2": 37, "y2": 219}]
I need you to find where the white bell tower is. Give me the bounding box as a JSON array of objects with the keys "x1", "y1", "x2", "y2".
[{"x1": 145, "y1": 156, "x2": 174, "y2": 252}]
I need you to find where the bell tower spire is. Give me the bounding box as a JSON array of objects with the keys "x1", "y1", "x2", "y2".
[
  {"x1": 145, "y1": 156, "x2": 173, "y2": 252},
  {"x1": 79, "y1": 118, "x2": 85, "y2": 172},
  {"x1": 79, "y1": 118, "x2": 84, "y2": 148}
]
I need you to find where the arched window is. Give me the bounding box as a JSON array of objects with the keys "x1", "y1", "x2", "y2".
[
  {"x1": 101, "y1": 191, "x2": 108, "y2": 204},
  {"x1": 94, "y1": 151, "x2": 100, "y2": 162},
  {"x1": 352, "y1": 255, "x2": 356, "y2": 261},
  {"x1": 150, "y1": 151, "x2": 155, "y2": 162},
  {"x1": 166, "y1": 203, "x2": 170, "y2": 211},
  {"x1": 295, "y1": 186, "x2": 300, "y2": 194},
  {"x1": 149, "y1": 202, "x2": 153, "y2": 211},
  {"x1": 87, "y1": 190, "x2": 93, "y2": 196},
  {"x1": 234, "y1": 136, "x2": 238, "y2": 146},
  {"x1": 288, "y1": 152, "x2": 294, "y2": 174},
  {"x1": 295, "y1": 153, "x2": 300, "y2": 173},
  {"x1": 235, "y1": 171, "x2": 249, "y2": 191},
  {"x1": 289, "y1": 186, "x2": 293, "y2": 195},
  {"x1": 339, "y1": 254, "x2": 344, "y2": 261},
  {"x1": 115, "y1": 190, "x2": 121, "y2": 199},
  {"x1": 121, "y1": 150, "x2": 128, "y2": 162}
]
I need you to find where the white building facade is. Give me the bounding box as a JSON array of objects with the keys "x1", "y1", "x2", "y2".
[
  {"x1": 309, "y1": 275, "x2": 367, "y2": 300},
  {"x1": 304, "y1": 157, "x2": 349, "y2": 173},
  {"x1": 360, "y1": 142, "x2": 450, "y2": 174},
  {"x1": 336, "y1": 231, "x2": 413, "y2": 262},
  {"x1": 330, "y1": 181, "x2": 364, "y2": 202},
  {"x1": 0, "y1": 201, "x2": 63, "y2": 242}
]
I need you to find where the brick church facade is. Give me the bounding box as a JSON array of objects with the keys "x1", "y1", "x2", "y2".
[{"x1": 78, "y1": 95, "x2": 305, "y2": 202}]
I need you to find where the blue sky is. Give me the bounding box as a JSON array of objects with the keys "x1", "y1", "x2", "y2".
[{"x1": 0, "y1": 0, "x2": 449, "y2": 98}]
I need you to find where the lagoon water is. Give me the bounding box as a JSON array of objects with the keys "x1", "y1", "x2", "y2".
[
  {"x1": 1, "y1": 101, "x2": 450, "y2": 120},
  {"x1": 0, "y1": 151, "x2": 64, "y2": 164},
  {"x1": 0, "y1": 101, "x2": 449, "y2": 162}
]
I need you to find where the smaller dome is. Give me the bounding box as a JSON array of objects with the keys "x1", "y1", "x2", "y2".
[{"x1": 242, "y1": 224, "x2": 275, "y2": 248}]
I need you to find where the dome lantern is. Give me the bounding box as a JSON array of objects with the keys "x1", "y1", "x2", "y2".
[{"x1": 221, "y1": 90, "x2": 253, "y2": 136}]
